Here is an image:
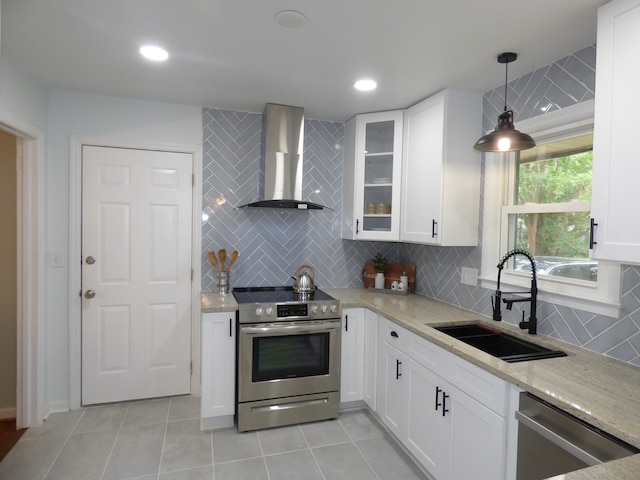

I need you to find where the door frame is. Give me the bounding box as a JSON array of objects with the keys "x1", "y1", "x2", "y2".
[
  {"x1": 68, "y1": 136, "x2": 203, "y2": 409},
  {"x1": 0, "y1": 109, "x2": 46, "y2": 429}
]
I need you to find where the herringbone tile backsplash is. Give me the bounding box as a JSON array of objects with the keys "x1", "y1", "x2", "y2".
[
  {"x1": 202, "y1": 44, "x2": 640, "y2": 366},
  {"x1": 201, "y1": 109, "x2": 397, "y2": 293}
]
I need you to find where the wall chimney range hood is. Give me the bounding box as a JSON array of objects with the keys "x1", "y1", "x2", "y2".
[{"x1": 238, "y1": 103, "x2": 329, "y2": 210}]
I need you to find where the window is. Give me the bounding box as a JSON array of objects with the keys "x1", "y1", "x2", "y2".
[
  {"x1": 504, "y1": 133, "x2": 595, "y2": 281},
  {"x1": 481, "y1": 101, "x2": 621, "y2": 317}
]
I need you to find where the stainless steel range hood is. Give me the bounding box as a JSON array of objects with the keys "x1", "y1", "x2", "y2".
[{"x1": 239, "y1": 103, "x2": 328, "y2": 210}]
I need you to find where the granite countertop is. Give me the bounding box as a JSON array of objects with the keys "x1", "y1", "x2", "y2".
[
  {"x1": 201, "y1": 290, "x2": 238, "y2": 312},
  {"x1": 201, "y1": 287, "x2": 640, "y2": 479}
]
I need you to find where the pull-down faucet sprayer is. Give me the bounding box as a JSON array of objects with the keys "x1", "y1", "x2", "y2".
[{"x1": 492, "y1": 249, "x2": 538, "y2": 334}]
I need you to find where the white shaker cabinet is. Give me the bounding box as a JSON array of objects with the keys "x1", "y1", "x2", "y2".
[
  {"x1": 591, "y1": 0, "x2": 640, "y2": 263},
  {"x1": 340, "y1": 308, "x2": 365, "y2": 404},
  {"x1": 376, "y1": 316, "x2": 507, "y2": 480},
  {"x1": 343, "y1": 111, "x2": 404, "y2": 241},
  {"x1": 400, "y1": 89, "x2": 482, "y2": 246},
  {"x1": 377, "y1": 336, "x2": 408, "y2": 439},
  {"x1": 340, "y1": 308, "x2": 379, "y2": 409},
  {"x1": 201, "y1": 312, "x2": 235, "y2": 428},
  {"x1": 363, "y1": 309, "x2": 379, "y2": 410},
  {"x1": 405, "y1": 357, "x2": 506, "y2": 480}
]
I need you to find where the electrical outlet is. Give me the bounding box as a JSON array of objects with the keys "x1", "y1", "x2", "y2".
[{"x1": 461, "y1": 267, "x2": 478, "y2": 286}]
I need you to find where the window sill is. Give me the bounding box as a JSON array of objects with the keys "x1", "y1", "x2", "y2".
[{"x1": 479, "y1": 276, "x2": 621, "y2": 319}]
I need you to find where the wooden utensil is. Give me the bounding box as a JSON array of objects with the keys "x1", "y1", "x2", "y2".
[
  {"x1": 207, "y1": 251, "x2": 220, "y2": 272},
  {"x1": 218, "y1": 249, "x2": 227, "y2": 272},
  {"x1": 227, "y1": 250, "x2": 239, "y2": 272}
]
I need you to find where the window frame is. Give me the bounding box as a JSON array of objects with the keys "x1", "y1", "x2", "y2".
[{"x1": 480, "y1": 100, "x2": 621, "y2": 318}]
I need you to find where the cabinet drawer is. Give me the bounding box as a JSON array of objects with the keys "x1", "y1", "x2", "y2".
[{"x1": 379, "y1": 316, "x2": 410, "y2": 352}]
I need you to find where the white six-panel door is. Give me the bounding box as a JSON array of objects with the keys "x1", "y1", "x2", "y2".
[{"x1": 81, "y1": 145, "x2": 193, "y2": 405}]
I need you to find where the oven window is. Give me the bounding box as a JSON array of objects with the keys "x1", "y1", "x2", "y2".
[{"x1": 252, "y1": 333, "x2": 330, "y2": 382}]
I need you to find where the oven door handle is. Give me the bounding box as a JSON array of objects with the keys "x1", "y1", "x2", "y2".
[{"x1": 241, "y1": 323, "x2": 339, "y2": 335}]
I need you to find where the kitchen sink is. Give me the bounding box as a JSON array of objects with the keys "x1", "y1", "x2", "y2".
[{"x1": 434, "y1": 323, "x2": 567, "y2": 363}]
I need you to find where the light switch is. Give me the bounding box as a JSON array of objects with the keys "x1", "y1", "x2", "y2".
[{"x1": 48, "y1": 250, "x2": 64, "y2": 268}]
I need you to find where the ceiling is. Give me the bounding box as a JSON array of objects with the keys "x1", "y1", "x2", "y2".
[{"x1": 2, "y1": 0, "x2": 608, "y2": 122}]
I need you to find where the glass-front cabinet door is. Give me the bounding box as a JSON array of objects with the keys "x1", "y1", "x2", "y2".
[{"x1": 342, "y1": 110, "x2": 403, "y2": 241}]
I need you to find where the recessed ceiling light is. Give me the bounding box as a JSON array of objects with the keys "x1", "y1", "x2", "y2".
[
  {"x1": 139, "y1": 45, "x2": 169, "y2": 62},
  {"x1": 354, "y1": 79, "x2": 377, "y2": 91},
  {"x1": 275, "y1": 10, "x2": 307, "y2": 28}
]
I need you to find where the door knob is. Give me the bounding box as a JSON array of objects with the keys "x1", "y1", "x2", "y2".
[
  {"x1": 85, "y1": 256, "x2": 96, "y2": 265},
  {"x1": 84, "y1": 289, "x2": 96, "y2": 299}
]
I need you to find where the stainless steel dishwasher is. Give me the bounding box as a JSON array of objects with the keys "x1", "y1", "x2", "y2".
[{"x1": 516, "y1": 392, "x2": 639, "y2": 479}]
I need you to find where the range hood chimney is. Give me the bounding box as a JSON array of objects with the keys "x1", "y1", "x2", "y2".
[{"x1": 238, "y1": 103, "x2": 328, "y2": 210}]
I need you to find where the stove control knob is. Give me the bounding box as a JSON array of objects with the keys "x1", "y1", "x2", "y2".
[
  {"x1": 321, "y1": 305, "x2": 328, "y2": 313},
  {"x1": 311, "y1": 305, "x2": 318, "y2": 314},
  {"x1": 256, "y1": 307, "x2": 263, "y2": 316},
  {"x1": 265, "y1": 307, "x2": 273, "y2": 316},
  {"x1": 330, "y1": 304, "x2": 337, "y2": 313}
]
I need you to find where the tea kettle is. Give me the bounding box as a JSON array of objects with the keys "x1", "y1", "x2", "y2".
[{"x1": 291, "y1": 264, "x2": 315, "y2": 293}]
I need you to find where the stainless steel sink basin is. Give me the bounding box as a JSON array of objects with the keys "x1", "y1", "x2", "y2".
[{"x1": 434, "y1": 323, "x2": 567, "y2": 363}]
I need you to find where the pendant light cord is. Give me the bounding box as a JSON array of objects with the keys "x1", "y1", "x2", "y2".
[{"x1": 503, "y1": 60, "x2": 508, "y2": 113}]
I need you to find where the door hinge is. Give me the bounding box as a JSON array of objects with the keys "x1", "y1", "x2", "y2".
[
  {"x1": 191, "y1": 269, "x2": 194, "y2": 281},
  {"x1": 192, "y1": 174, "x2": 195, "y2": 187},
  {"x1": 190, "y1": 361, "x2": 193, "y2": 375}
]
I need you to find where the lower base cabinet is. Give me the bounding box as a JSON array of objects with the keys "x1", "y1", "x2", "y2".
[
  {"x1": 201, "y1": 312, "x2": 235, "y2": 425},
  {"x1": 341, "y1": 308, "x2": 379, "y2": 408},
  {"x1": 377, "y1": 316, "x2": 507, "y2": 480},
  {"x1": 340, "y1": 308, "x2": 366, "y2": 404}
]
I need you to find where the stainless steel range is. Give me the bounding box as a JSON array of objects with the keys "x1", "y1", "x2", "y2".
[{"x1": 232, "y1": 286, "x2": 342, "y2": 432}]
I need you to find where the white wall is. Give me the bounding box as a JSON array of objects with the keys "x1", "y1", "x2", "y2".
[
  {"x1": 0, "y1": 57, "x2": 47, "y2": 131},
  {"x1": 46, "y1": 90, "x2": 202, "y2": 410}
]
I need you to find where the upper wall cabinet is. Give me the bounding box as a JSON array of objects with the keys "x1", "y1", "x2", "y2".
[
  {"x1": 342, "y1": 111, "x2": 404, "y2": 241},
  {"x1": 591, "y1": 0, "x2": 640, "y2": 264},
  {"x1": 400, "y1": 89, "x2": 482, "y2": 246}
]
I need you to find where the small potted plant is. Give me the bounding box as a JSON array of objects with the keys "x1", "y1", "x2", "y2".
[{"x1": 373, "y1": 253, "x2": 388, "y2": 289}]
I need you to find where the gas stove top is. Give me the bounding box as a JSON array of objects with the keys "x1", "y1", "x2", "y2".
[{"x1": 233, "y1": 286, "x2": 341, "y2": 323}]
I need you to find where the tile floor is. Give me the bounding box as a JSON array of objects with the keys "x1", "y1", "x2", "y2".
[{"x1": 0, "y1": 397, "x2": 428, "y2": 480}]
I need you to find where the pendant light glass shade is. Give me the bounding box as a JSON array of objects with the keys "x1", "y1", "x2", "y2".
[{"x1": 474, "y1": 52, "x2": 536, "y2": 153}]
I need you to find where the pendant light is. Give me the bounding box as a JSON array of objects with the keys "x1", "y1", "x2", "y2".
[{"x1": 474, "y1": 52, "x2": 536, "y2": 152}]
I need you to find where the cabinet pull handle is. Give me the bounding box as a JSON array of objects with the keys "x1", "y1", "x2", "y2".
[
  {"x1": 356, "y1": 219, "x2": 360, "y2": 234},
  {"x1": 435, "y1": 386, "x2": 442, "y2": 411},
  {"x1": 390, "y1": 330, "x2": 398, "y2": 338},
  {"x1": 589, "y1": 218, "x2": 598, "y2": 249},
  {"x1": 432, "y1": 219, "x2": 438, "y2": 238},
  {"x1": 345, "y1": 314, "x2": 349, "y2": 332},
  {"x1": 395, "y1": 359, "x2": 402, "y2": 379},
  {"x1": 229, "y1": 318, "x2": 233, "y2": 337},
  {"x1": 442, "y1": 392, "x2": 450, "y2": 417}
]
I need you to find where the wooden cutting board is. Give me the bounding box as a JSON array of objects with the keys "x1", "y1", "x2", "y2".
[{"x1": 361, "y1": 262, "x2": 416, "y2": 292}]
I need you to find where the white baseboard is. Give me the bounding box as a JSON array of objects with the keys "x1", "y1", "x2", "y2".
[
  {"x1": 47, "y1": 401, "x2": 71, "y2": 418},
  {"x1": 0, "y1": 407, "x2": 17, "y2": 420},
  {"x1": 200, "y1": 415, "x2": 234, "y2": 431}
]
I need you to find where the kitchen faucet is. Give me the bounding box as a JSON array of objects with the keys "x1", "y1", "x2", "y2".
[{"x1": 492, "y1": 249, "x2": 537, "y2": 334}]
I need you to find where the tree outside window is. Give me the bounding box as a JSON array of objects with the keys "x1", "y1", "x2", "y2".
[{"x1": 504, "y1": 134, "x2": 597, "y2": 281}]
